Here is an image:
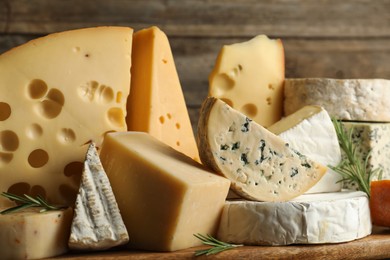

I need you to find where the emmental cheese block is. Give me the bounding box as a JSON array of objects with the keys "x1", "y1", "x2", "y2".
[
  {"x1": 0, "y1": 207, "x2": 73, "y2": 259},
  {"x1": 218, "y1": 191, "x2": 371, "y2": 245},
  {"x1": 197, "y1": 97, "x2": 327, "y2": 202},
  {"x1": 209, "y1": 35, "x2": 285, "y2": 127},
  {"x1": 127, "y1": 26, "x2": 199, "y2": 162},
  {"x1": 0, "y1": 27, "x2": 132, "y2": 207},
  {"x1": 99, "y1": 132, "x2": 230, "y2": 252},
  {"x1": 268, "y1": 106, "x2": 342, "y2": 193},
  {"x1": 68, "y1": 143, "x2": 129, "y2": 251},
  {"x1": 284, "y1": 78, "x2": 390, "y2": 121}
]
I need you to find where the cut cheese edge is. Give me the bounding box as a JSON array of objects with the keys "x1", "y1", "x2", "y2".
[
  {"x1": 0, "y1": 27, "x2": 132, "y2": 207},
  {"x1": 209, "y1": 35, "x2": 285, "y2": 127},
  {"x1": 268, "y1": 105, "x2": 342, "y2": 193},
  {"x1": 197, "y1": 97, "x2": 327, "y2": 202},
  {"x1": 127, "y1": 26, "x2": 199, "y2": 162},
  {"x1": 100, "y1": 132, "x2": 230, "y2": 251},
  {"x1": 69, "y1": 143, "x2": 129, "y2": 251},
  {"x1": 218, "y1": 191, "x2": 371, "y2": 245}
]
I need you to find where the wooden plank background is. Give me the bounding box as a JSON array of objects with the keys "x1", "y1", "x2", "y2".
[{"x1": 1, "y1": 0, "x2": 390, "y2": 130}]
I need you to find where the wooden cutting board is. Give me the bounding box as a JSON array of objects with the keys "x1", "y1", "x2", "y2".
[{"x1": 55, "y1": 229, "x2": 390, "y2": 260}]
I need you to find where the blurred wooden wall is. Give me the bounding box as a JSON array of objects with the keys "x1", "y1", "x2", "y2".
[{"x1": 1, "y1": 0, "x2": 390, "y2": 129}]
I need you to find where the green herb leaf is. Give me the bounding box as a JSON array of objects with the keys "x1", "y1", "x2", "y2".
[
  {"x1": 0, "y1": 192, "x2": 66, "y2": 215},
  {"x1": 194, "y1": 233, "x2": 242, "y2": 256},
  {"x1": 329, "y1": 119, "x2": 383, "y2": 197}
]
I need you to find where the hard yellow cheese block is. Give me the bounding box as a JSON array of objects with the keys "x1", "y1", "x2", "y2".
[
  {"x1": 99, "y1": 132, "x2": 230, "y2": 251},
  {"x1": 0, "y1": 27, "x2": 132, "y2": 207},
  {"x1": 127, "y1": 26, "x2": 199, "y2": 162},
  {"x1": 209, "y1": 35, "x2": 285, "y2": 127},
  {"x1": 0, "y1": 207, "x2": 73, "y2": 259}
]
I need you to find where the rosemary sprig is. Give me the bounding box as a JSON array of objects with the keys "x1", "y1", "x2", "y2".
[
  {"x1": 329, "y1": 119, "x2": 383, "y2": 197},
  {"x1": 0, "y1": 192, "x2": 66, "y2": 215},
  {"x1": 194, "y1": 233, "x2": 242, "y2": 256}
]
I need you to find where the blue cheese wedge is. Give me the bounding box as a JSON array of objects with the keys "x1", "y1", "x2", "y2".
[
  {"x1": 197, "y1": 97, "x2": 327, "y2": 202},
  {"x1": 218, "y1": 191, "x2": 371, "y2": 245},
  {"x1": 68, "y1": 143, "x2": 129, "y2": 251},
  {"x1": 268, "y1": 105, "x2": 342, "y2": 193}
]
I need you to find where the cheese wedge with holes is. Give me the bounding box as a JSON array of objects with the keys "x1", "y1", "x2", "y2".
[
  {"x1": 0, "y1": 207, "x2": 73, "y2": 259},
  {"x1": 127, "y1": 26, "x2": 199, "y2": 162},
  {"x1": 0, "y1": 27, "x2": 132, "y2": 207},
  {"x1": 99, "y1": 132, "x2": 230, "y2": 251},
  {"x1": 68, "y1": 143, "x2": 129, "y2": 251},
  {"x1": 218, "y1": 191, "x2": 371, "y2": 245},
  {"x1": 197, "y1": 97, "x2": 326, "y2": 202},
  {"x1": 268, "y1": 106, "x2": 342, "y2": 193},
  {"x1": 209, "y1": 35, "x2": 285, "y2": 127}
]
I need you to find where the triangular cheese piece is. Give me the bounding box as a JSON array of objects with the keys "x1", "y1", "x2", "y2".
[
  {"x1": 197, "y1": 97, "x2": 326, "y2": 202},
  {"x1": 126, "y1": 26, "x2": 199, "y2": 162},
  {"x1": 0, "y1": 27, "x2": 132, "y2": 207},
  {"x1": 69, "y1": 143, "x2": 129, "y2": 250}
]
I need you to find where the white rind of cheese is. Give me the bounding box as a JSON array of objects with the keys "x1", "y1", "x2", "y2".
[
  {"x1": 0, "y1": 207, "x2": 73, "y2": 259},
  {"x1": 197, "y1": 97, "x2": 327, "y2": 202},
  {"x1": 268, "y1": 106, "x2": 342, "y2": 193},
  {"x1": 217, "y1": 191, "x2": 371, "y2": 245},
  {"x1": 284, "y1": 78, "x2": 390, "y2": 121},
  {"x1": 68, "y1": 143, "x2": 129, "y2": 251}
]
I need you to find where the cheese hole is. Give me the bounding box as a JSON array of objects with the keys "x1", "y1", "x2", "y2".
[
  {"x1": 47, "y1": 88, "x2": 65, "y2": 106},
  {"x1": 107, "y1": 107, "x2": 125, "y2": 128},
  {"x1": 1, "y1": 130, "x2": 19, "y2": 151},
  {"x1": 116, "y1": 91, "x2": 123, "y2": 103},
  {"x1": 36, "y1": 99, "x2": 63, "y2": 119},
  {"x1": 27, "y1": 79, "x2": 48, "y2": 99},
  {"x1": 0, "y1": 102, "x2": 11, "y2": 121},
  {"x1": 59, "y1": 184, "x2": 78, "y2": 204},
  {"x1": 0, "y1": 152, "x2": 13, "y2": 165},
  {"x1": 176, "y1": 141, "x2": 180, "y2": 146},
  {"x1": 78, "y1": 81, "x2": 99, "y2": 102},
  {"x1": 162, "y1": 59, "x2": 168, "y2": 64},
  {"x1": 268, "y1": 84, "x2": 275, "y2": 90},
  {"x1": 241, "y1": 103, "x2": 257, "y2": 118},
  {"x1": 221, "y1": 98, "x2": 233, "y2": 107},
  {"x1": 167, "y1": 113, "x2": 172, "y2": 119},
  {"x1": 159, "y1": 116, "x2": 165, "y2": 124},
  {"x1": 57, "y1": 128, "x2": 76, "y2": 144},
  {"x1": 73, "y1": 46, "x2": 80, "y2": 53},
  {"x1": 26, "y1": 124, "x2": 43, "y2": 139},
  {"x1": 266, "y1": 97, "x2": 272, "y2": 105},
  {"x1": 213, "y1": 73, "x2": 235, "y2": 94},
  {"x1": 28, "y1": 149, "x2": 49, "y2": 168},
  {"x1": 175, "y1": 123, "x2": 180, "y2": 129},
  {"x1": 99, "y1": 85, "x2": 114, "y2": 103},
  {"x1": 7, "y1": 182, "x2": 30, "y2": 197},
  {"x1": 31, "y1": 185, "x2": 46, "y2": 199},
  {"x1": 64, "y1": 161, "x2": 83, "y2": 177}
]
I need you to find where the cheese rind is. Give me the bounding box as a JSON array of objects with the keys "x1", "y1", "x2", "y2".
[
  {"x1": 99, "y1": 132, "x2": 230, "y2": 251},
  {"x1": 209, "y1": 35, "x2": 285, "y2": 127},
  {"x1": 68, "y1": 143, "x2": 129, "y2": 251},
  {"x1": 0, "y1": 207, "x2": 73, "y2": 259},
  {"x1": 127, "y1": 26, "x2": 199, "y2": 162},
  {"x1": 268, "y1": 106, "x2": 342, "y2": 193},
  {"x1": 0, "y1": 27, "x2": 132, "y2": 207},
  {"x1": 284, "y1": 78, "x2": 390, "y2": 121},
  {"x1": 197, "y1": 97, "x2": 326, "y2": 202},
  {"x1": 218, "y1": 191, "x2": 371, "y2": 245}
]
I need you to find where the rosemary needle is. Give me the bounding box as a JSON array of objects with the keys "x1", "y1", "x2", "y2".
[
  {"x1": 0, "y1": 192, "x2": 66, "y2": 215},
  {"x1": 194, "y1": 233, "x2": 242, "y2": 256}
]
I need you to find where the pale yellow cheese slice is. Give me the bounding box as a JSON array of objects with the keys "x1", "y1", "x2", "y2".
[
  {"x1": 209, "y1": 35, "x2": 285, "y2": 127},
  {"x1": 0, "y1": 27, "x2": 132, "y2": 207},
  {"x1": 126, "y1": 26, "x2": 199, "y2": 162}
]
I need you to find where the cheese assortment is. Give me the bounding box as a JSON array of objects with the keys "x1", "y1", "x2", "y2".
[
  {"x1": 0, "y1": 207, "x2": 73, "y2": 259},
  {"x1": 217, "y1": 191, "x2": 371, "y2": 245},
  {"x1": 284, "y1": 78, "x2": 390, "y2": 121},
  {"x1": 209, "y1": 35, "x2": 285, "y2": 128},
  {"x1": 99, "y1": 132, "x2": 230, "y2": 251},
  {"x1": 68, "y1": 143, "x2": 129, "y2": 251},
  {"x1": 197, "y1": 97, "x2": 327, "y2": 202},
  {"x1": 127, "y1": 26, "x2": 199, "y2": 162},
  {"x1": 0, "y1": 26, "x2": 133, "y2": 207},
  {"x1": 268, "y1": 105, "x2": 342, "y2": 193}
]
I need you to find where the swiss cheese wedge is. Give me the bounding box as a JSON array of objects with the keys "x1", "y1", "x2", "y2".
[{"x1": 0, "y1": 27, "x2": 132, "y2": 206}]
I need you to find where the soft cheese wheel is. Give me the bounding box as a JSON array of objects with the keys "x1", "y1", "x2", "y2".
[
  {"x1": 218, "y1": 191, "x2": 371, "y2": 245},
  {"x1": 0, "y1": 27, "x2": 132, "y2": 207},
  {"x1": 197, "y1": 97, "x2": 326, "y2": 202},
  {"x1": 100, "y1": 132, "x2": 230, "y2": 252},
  {"x1": 284, "y1": 78, "x2": 390, "y2": 121},
  {"x1": 268, "y1": 105, "x2": 342, "y2": 193},
  {"x1": 127, "y1": 26, "x2": 199, "y2": 162},
  {"x1": 0, "y1": 207, "x2": 73, "y2": 259},
  {"x1": 209, "y1": 35, "x2": 285, "y2": 127}
]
